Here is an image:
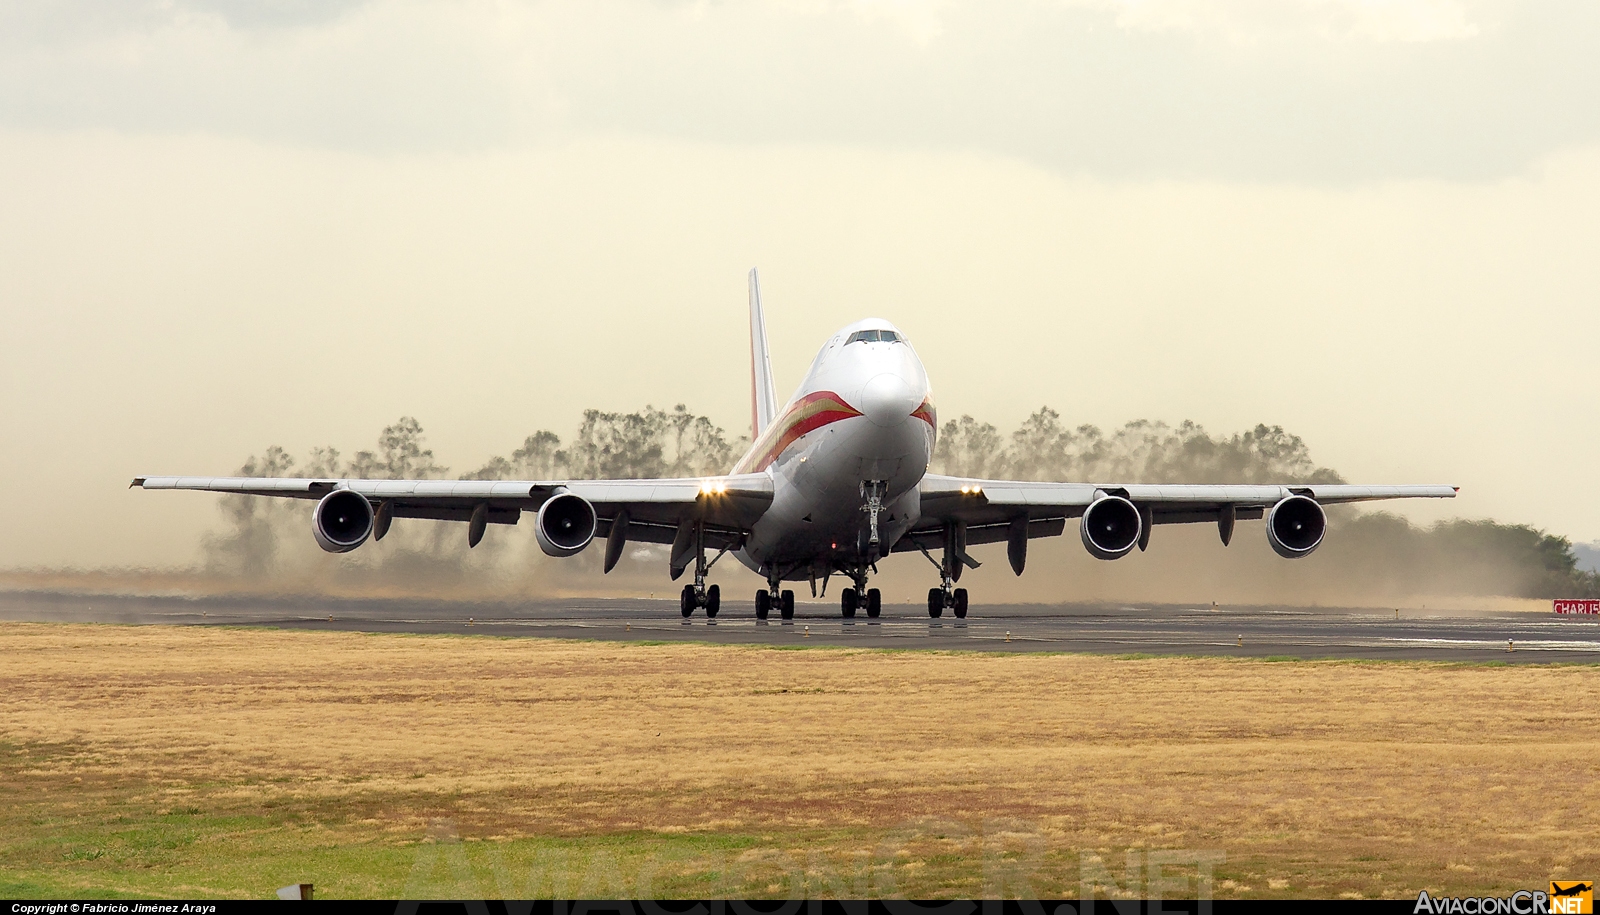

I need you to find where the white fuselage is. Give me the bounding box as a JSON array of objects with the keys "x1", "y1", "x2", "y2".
[{"x1": 732, "y1": 319, "x2": 935, "y2": 583}]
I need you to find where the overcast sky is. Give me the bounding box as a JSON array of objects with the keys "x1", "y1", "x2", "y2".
[{"x1": 2, "y1": 0, "x2": 1598, "y2": 567}]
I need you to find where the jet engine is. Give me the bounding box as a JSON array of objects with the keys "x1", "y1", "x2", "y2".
[
  {"x1": 313, "y1": 490, "x2": 375, "y2": 553},
  {"x1": 1080, "y1": 495, "x2": 1142, "y2": 560},
  {"x1": 1266, "y1": 495, "x2": 1327, "y2": 559},
  {"x1": 536, "y1": 492, "x2": 598, "y2": 557}
]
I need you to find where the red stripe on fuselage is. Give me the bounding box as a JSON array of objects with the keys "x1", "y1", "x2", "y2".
[{"x1": 733, "y1": 391, "x2": 862, "y2": 473}]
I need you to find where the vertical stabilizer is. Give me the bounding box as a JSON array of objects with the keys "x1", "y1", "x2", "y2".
[{"x1": 748, "y1": 268, "x2": 779, "y2": 438}]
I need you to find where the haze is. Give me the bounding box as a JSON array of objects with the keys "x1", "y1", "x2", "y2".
[{"x1": 1, "y1": 0, "x2": 1597, "y2": 569}]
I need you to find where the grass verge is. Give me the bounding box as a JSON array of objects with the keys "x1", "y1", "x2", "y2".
[{"x1": 2, "y1": 622, "x2": 1597, "y2": 899}]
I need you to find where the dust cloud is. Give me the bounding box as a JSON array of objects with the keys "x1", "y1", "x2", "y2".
[{"x1": 5, "y1": 407, "x2": 1593, "y2": 608}]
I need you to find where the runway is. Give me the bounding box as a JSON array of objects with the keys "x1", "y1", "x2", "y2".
[{"x1": 3, "y1": 589, "x2": 1597, "y2": 663}]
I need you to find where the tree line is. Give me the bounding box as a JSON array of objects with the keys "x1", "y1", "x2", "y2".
[{"x1": 933, "y1": 409, "x2": 1344, "y2": 484}]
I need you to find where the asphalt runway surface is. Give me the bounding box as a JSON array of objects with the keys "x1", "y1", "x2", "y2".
[{"x1": 3, "y1": 589, "x2": 1597, "y2": 663}]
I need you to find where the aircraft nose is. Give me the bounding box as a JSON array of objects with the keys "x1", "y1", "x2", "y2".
[{"x1": 859, "y1": 372, "x2": 921, "y2": 428}]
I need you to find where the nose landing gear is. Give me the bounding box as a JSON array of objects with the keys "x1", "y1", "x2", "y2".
[{"x1": 860, "y1": 480, "x2": 888, "y2": 546}]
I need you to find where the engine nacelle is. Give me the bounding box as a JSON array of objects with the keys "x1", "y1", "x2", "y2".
[
  {"x1": 536, "y1": 492, "x2": 598, "y2": 557},
  {"x1": 1267, "y1": 494, "x2": 1327, "y2": 559},
  {"x1": 313, "y1": 490, "x2": 375, "y2": 553},
  {"x1": 1080, "y1": 495, "x2": 1142, "y2": 560}
]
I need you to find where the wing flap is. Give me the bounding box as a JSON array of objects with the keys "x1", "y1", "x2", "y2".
[
  {"x1": 392, "y1": 504, "x2": 523, "y2": 525},
  {"x1": 1151, "y1": 506, "x2": 1265, "y2": 525},
  {"x1": 597, "y1": 517, "x2": 745, "y2": 551},
  {"x1": 892, "y1": 517, "x2": 1067, "y2": 552}
]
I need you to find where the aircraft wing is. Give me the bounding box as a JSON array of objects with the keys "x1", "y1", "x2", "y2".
[
  {"x1": 132, "y1": 473, "x2": 775, "y2": 559},
  {"x1": 898, "y1": 473, "x2": 1457, "y2": 564}
]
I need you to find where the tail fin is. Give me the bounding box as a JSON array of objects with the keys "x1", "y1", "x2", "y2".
[{"x1": 748, "y1": 268, "x2": 778, "y2": 438}]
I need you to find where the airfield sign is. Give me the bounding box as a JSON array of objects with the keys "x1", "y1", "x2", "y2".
[{"x1": 1553, "y1": 599, "x2": 1600, "y2": 614}]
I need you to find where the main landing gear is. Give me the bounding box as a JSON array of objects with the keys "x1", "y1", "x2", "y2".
[
  {"x1": 678, "y1": 520, "x2": 727, "y2": 618},
  {"x1": 914, "y1": 521, "x2": 975, "y2": 619},
  {"x1": 926, "y1": 586, "x2": 967, "y2": 619},
  {"x1": 840, "y1": 587, "x2": 881, "y2": 619},
  {"x1": 838, "y1": 564, "x2": 881, "y2": 619},
  {"x1": 755, "y1": 582, "x2": 794, "y2": 621},
  {"x1": 681, "y1": 583, "x2": 720, "y2": 618}
]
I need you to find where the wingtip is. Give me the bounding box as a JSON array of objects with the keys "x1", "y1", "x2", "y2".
[{"x1": 130, "y1": 477, "x2": 146, "y2": 489}]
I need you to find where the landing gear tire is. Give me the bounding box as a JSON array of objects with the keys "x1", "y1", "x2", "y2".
[
  {"x1": 705, "y1": 584, "x2": 720, "y2": 619},
  {"x1": 927, "y1": 587, "x2": 945, "y2": 619},
  {"x1": 680, "y1": 584, "x2": 697, "y2": 618},
  {"x1": 780, "y1": 590, "x2": 795, "y2": 620},
  {"x1": 952, "y1": 587, "x2": 968, "y2": 619},
  {"x1": 866, "y1": 588, "x2": 881, "y2": 618},
  {"x1": 841, "y1": 589, "x2": 858, "y2": 619},
  {"x1": 755, "y1": 590, "x2": 771, "y2": 620}
]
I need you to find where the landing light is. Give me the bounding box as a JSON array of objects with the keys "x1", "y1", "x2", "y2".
[
  {"x1": 700, "y1": 479, "x2": 728, "y2": 495},
  {"x1": 959, "y1": 484, "x2": 982, "y2": 495}
]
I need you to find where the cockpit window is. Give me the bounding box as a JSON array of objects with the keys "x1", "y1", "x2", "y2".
[{"x1": 846, "y1": 330, "x2": 901, "y2": 344}]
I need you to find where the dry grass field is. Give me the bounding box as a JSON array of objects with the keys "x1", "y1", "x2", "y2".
[{"x1": 1, "y1": 621, "x2": 1597, "y2": 900}]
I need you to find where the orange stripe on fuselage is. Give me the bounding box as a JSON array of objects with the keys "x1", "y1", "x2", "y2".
[{"x1": 732, "y1": 391, "x2": 863, "y2": 474}]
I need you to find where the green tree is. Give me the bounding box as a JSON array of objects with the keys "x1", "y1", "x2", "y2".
[
  {"x1": 348, "y1": 417, "x2": 447, "y2": 480},
  {"x1": 1003, "y1": 407, "x2": 1079, "y2": 481},
  {"x1": 932, "y1": 415, "x2": 1004, "y2": 478},
  {"x1": 201, "y1": 445, "x2": 298, "y2": 577}
]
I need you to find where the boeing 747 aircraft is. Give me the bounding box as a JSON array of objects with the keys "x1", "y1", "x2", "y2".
[{"x1": 135, "y1": 270, "x2": 1457, "y2": 620}]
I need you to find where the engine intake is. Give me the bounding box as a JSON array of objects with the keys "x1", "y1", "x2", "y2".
[
  {"x1": 1081, "y1": 495, "x2": 1142, "y2": 560},
  {"x1": 313, "y1": 490, "x2": 374, "y2": 553},
  {"x1": 536, "y1": 492, "x2": 597, "y2": 557},
  {"x1": 1267, "y1": 495, "x2": 1326, "y2": 558}
]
